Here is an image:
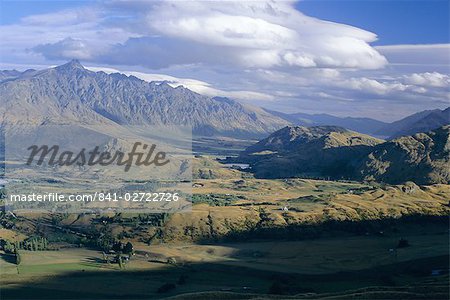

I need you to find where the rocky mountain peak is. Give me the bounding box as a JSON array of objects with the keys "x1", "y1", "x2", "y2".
[{"x1": 55, "y1": 59, "x2": 85, "y2": 72}]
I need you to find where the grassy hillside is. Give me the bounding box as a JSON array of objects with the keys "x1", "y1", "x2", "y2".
[
  {"x1": 238, "y1": 126, "x2": 450, "y2": 184},
  {"x1": 357, "y1": 126, "x2": 450, "y2": 184},
  {"x1": 5, "y1": 159, "x2": 448, "y2": 244}
]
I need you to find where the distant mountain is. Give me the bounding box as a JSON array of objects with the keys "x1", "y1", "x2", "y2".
[
  {"x1": 238, "y1": 125, "x2": 449, "y2": 184},
  {"x1": 0, "y1": 60, "x2": 288, "y2": 137},
  {"x1": 0, "y1": 69, "x2": 37, "y2": 82},
  {"x1": 0, "y1": 70, "x2": 22, "y2": 82},
  {"x1": 292, "y1": 112, "x2": 388, "y2": 135},
  {"x1": 264, "y1": 109, "x2": 387, "y2": 136},
  {"x1": 376, "y1": 108, "x2": 450, "y2": 139}
]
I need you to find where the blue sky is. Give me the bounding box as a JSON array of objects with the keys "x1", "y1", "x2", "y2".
[
  {"x1": 0, "y1": 1, "x2": 85, "y2": 24},
  {"x1": 0, "y1": 0, "x2": 449, "y2": 121},
  {"x1": 297, "y1": 0, "x2": 449, "y2": 45}
]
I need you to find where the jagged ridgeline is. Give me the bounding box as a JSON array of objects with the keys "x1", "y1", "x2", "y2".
[
  {"x1": 239, "y1": 125, "x2": 450, "y2": 184},
  {"x1": 0, "y1": 60, "x2": 288, "y2": 138}
]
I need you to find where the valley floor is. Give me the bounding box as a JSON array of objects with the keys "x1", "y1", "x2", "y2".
[{"x1": 1, "y1": 219, "x2": 448, "y2": 299}]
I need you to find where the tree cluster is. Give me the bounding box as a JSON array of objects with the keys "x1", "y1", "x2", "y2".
[{"x1": 1, "y1": 237, "x2": 49, "y2": 253}]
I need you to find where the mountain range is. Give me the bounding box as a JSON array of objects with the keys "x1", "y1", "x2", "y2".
[
  {"x1": 264, "y1": 109, "x2": 387, "y2": 136},
  {"x1": 0, "y1": 60, "x2": 448, "y2": 140},
  {"x1": 237, "y1": 125, "x2": 450, "y2": 185},
  {"x1": 374, "y1": 108, "x2": 450, "y2": 139},
  {"x1": 0, "y1": 60, "x2": 288, "y2": 137},
  {"x1": 266, "y1": 107, "x2": 449, "y2": 139}
]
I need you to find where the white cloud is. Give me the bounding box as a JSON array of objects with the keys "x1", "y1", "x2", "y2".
[
  {"x1": 0, "y1": 6, "x2": 137, "y2": 65},
  {"x1": 34, "y1": 38, "x2": 95, "y2": 60},
  {"x1": 140, "y1": 0, "x2": 387, "y2": 69},
  {"x1": 403, "y1": 72, "x2": 450, "y2": 88},
  {"x1": 10, "y1": 0, "x2": 387, "y2": 70},
  {"x1": 341, "y1": 77, "x2": 410, "y2": 95},
  {"x1": 376, "y1": 44, "x2": 450, "y2": 66},
  {"x1": 21, "y1": 7, "x2": 98, "y2": 26},
  {"x1": 86, "y1": 66, "x2": 274, "y2": 101}
]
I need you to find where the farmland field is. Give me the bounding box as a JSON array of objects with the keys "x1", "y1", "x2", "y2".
[{"x1": 1, "y1": 228, "x2": 448, "y2": 299}]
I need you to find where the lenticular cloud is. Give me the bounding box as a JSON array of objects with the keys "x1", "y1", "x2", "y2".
[
  {"x1": 29, "y1": 0, "x2": 388, "y2": 70},
  {"x1": 145, "y1": 0, "x2": 388, "y2": 69}
]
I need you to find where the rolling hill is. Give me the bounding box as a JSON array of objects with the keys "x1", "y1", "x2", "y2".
[
  {"x1": 239, "y1": 126, "x2": 384, "y2": 179},
  {"x1": 357, "y1": 125, "x2": 450, "y2": 184},
  {"x1": 238, "y1": 125, "x2": 450, "y2": 184}
]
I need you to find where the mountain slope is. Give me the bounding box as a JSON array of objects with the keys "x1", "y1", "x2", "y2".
[
  {"x1": 238, "y1": 125, "x2": 449, "y2": 184},
  {"x1": 356, "y1": 125, "x2": 450, "y2": 184},
  {"x1": 244, "y1": 125, "x2": 378, "y2": 154},
  {"x1": 240, "y1": 126, "x2": 384, "y2": 179},
  {"x1": 376, "y1": 108, "x2": 450, "y2": 139},
  {"x1": 0, "y1": 60, "x2": 288, "y2": 137}
]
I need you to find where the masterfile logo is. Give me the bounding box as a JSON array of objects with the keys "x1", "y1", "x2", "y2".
[
  {"x1": 26, "y1": 142, "x2": 170, "y2": 172},
  {"x1": 4, "y1": 125, "x2": 192, "y2": 213}
]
